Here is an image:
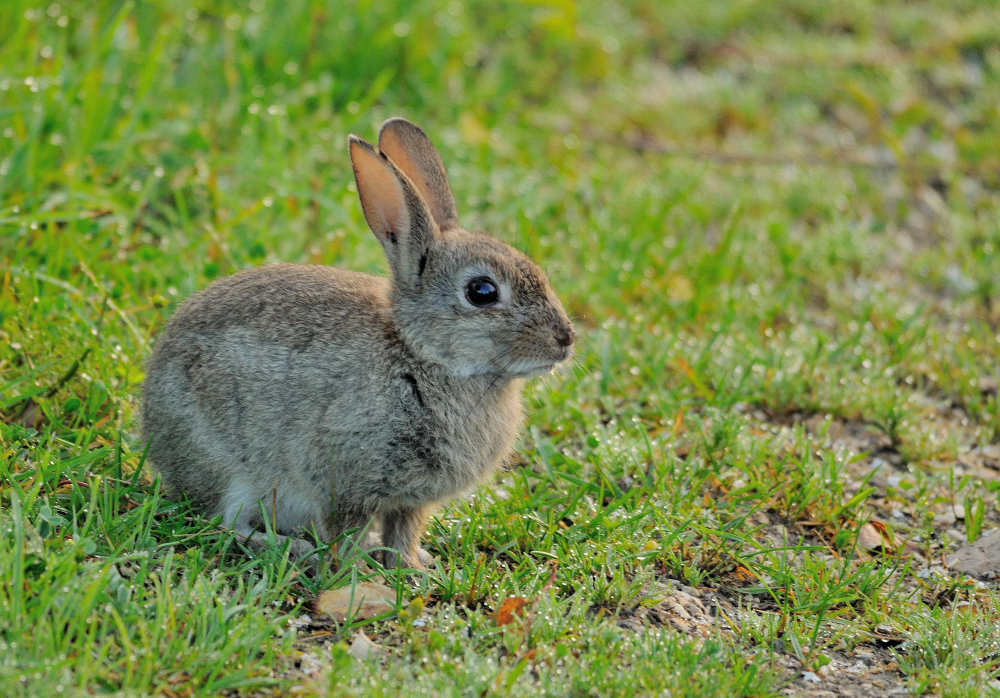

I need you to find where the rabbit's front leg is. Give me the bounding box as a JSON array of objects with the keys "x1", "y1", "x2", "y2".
[
  {"x1": 380, "y1": 506, "x2": 432, "y2": 571},
  {"x1": 331, "y1": 500, "x2": 379, "y2": 562}
]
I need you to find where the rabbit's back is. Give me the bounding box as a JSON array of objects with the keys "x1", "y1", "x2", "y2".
[{"x1": 153, "y1": 263, "x2": 392, "y2": 344}]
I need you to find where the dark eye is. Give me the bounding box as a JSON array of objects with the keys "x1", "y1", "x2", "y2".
[{"x1": 465, "y1": 277, "x2": 500, "y2": 307}]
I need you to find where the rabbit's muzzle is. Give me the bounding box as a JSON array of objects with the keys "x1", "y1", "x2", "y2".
[
  {"x1": 508, "y1": 318, "x2": 575, "y2": 377},
  {"x1": 555, "y1": 324, "x2": 575, "y2": 349}
]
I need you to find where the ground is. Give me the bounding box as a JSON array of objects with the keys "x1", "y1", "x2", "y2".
[{"x1": 2, "y1": 1, "x2": 1000, "y2": 696}]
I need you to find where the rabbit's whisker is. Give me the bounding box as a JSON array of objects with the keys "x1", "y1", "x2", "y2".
[{"x1": 470, "y1": 354, "x2": 518, "y2": 416}]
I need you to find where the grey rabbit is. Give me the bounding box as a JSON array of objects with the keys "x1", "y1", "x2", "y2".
[{"x1": 140, "y1": 118, "x2": 575, "y2": 569}]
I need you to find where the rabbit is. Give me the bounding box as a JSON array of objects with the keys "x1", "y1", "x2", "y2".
[{"x1": 139, "y1": 118, "x2": 575, "y2": 570}]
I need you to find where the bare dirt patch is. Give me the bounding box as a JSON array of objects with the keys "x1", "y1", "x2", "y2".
[
  {"x1": 780, "y1": 646, "x2": 906, "y2": 697},
  {"x1": 946, "y1": 529, "x2": 1000, "y2": 581}
]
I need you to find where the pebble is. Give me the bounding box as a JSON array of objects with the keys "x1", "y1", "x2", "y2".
[{"x1": 349, "y1": 631, "x2": 383, "y2": 661}]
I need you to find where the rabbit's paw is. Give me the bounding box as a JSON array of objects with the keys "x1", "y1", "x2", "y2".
[
  {"x1": 287, "y1": 537, "x2": 320, "y2": 560},
  {"x1": 383, "y1": 549, "x2": 429, "y2": 572}
]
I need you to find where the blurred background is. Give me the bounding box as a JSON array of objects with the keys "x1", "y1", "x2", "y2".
[
  {"x1": 3, "y1": 3, "x2": 1000, "y2": 695},
  {"x1": 3, "y1": 0, "x2": 1000, "y2": 454},
  {"x1": 4, "y1": 0, "x2": 1000, "y2": 431}
]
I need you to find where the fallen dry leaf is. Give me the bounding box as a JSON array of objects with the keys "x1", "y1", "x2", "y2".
[
  {"x1": 314, "y1": 582, "x2": 397, "y2": 622},
  {"x1": 17, "y1": 399, "x2": 43, "y2": 429},
  {"x1": 856, "y1": 523, "x2": 883, "y2": 550},
  {"x1": 494, "y1": 597, "x2": 529, "y2": 626},
  {"x1": 160, "y1": 690, "x2": 193, "y2": 698},
  {"x1": 856, "y1": 522, "x2": 895, "y2": 552}
]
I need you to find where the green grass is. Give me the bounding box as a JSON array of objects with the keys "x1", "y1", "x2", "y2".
[{"x1": 3, "y1": 0, "x2": 1000, "y2": 696}]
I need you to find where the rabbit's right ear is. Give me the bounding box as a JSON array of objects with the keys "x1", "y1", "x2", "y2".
[
  {"x1": 349, "y1": 135, "x2": 438, "y2": 285},
  {"x1": 378, "y1": 118, "x2": 459, "y2": 231}
]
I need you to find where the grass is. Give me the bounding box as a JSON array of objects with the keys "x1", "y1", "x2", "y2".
[{"x1": 2, "y1": 0, "x2": 1000, "y2": 695}]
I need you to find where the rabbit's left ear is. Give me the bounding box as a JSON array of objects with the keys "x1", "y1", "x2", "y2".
[
  {"x1": 379, "y1": 118, "x2": 459, "y2": 231},
  {"x1": 349, "y1": 134, "x2": 437, "y2": 287}
]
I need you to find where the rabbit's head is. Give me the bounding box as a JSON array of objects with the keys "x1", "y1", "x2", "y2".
[{"x1": 350, "y1": 118, "x2": 574, "y2": 378}]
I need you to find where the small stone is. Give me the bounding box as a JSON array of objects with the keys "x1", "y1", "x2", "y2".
[
  {"x1": 667, "y1": 601, "x2": 692, "y2": 620},
  {"x1": 287, "y1": 614, "x2": 312, "y2": 630},
  {"x1": 617, "y1": 617, "x2": 645, "y2": 632},
  {"x1": 349, "y1": 631, "x2": 383, "y2": 661},
  {"x1": 668, "y1": 617, "x2": 693, "y2": 633},
  {"x1": 946, "y1": 529, "x2": 964, "y2": 541}
]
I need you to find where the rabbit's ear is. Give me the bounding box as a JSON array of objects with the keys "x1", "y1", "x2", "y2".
[
  {"x1": 349, "y1": 135, "x2": 437, "y2": 284},
  {"x1": 378, "y1": 118, "x2": 458, "y2": 231}
]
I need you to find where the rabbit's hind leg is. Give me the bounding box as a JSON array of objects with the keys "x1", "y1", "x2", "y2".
[{"x1": 218, "y1": 477, "x2": 320, "y2": 560}]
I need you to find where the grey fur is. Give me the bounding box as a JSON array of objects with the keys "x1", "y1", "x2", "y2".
[{"x1": 140, "y1": 119, "x2": 574, "y2": 569}]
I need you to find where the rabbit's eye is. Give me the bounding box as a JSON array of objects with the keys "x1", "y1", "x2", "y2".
[{"x1": 465, "y1": 278, "x2": 500, "y2": 307}]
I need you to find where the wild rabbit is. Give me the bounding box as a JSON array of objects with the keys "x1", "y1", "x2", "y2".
[{"x1": 140, "y1": 118, "x2": 574, "y2": 569}]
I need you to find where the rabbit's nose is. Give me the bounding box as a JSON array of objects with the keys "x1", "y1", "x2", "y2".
[{"x1": 555, "y1": 324, "x2": 575, "y2": 348}]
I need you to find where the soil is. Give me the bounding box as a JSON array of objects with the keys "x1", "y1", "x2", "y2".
[
  {"x1": 779, "y1": 645, "x2": 906, "y2": 697},
  {"x1": 622, "y1": 580, "x2": 909, "y2": 697},
  {"x1": 946, "y1": 528, "x2": 1000, "y2": 581}
]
